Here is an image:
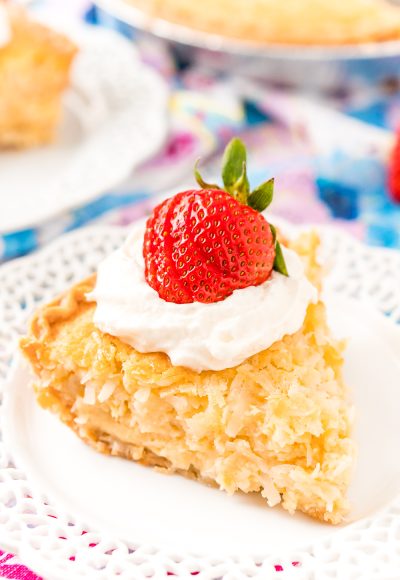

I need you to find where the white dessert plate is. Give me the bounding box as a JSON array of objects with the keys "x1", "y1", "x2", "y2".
[
  {"x1": 0, "y1": 223, "x2": 400, "y2": 579},
  {"x1": 0, "y1": 22, "x2": 168, "y2": 234}
]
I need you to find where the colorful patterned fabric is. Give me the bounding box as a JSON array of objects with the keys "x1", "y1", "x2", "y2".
[{"x1": 2, "y1": 5, "x2": 400, "y2": 260}]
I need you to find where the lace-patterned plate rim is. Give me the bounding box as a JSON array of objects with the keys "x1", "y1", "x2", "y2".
[{"x1": 0, "y1": 223, "x2": 400, "y2": 580}]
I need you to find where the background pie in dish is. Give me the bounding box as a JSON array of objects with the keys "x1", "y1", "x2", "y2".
[
  {"x1": 126, "y1": 0, "x2": 400, "y2": 45},
  {"x1": 20, "y1": 231, "x2": 354, "y2": 525}
]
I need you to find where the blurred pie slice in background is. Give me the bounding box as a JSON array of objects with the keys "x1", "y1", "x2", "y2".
[{"x1": 0, "y1": 2, "x2": 77, "y2": 149}]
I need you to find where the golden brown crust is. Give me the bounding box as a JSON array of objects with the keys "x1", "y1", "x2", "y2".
[
  {"x1": 0, "y1": 5, "x2": 77, "y2": 149},
  {"x1": 27, "y1": 275, "x2": 95, "y2": 341},
  {"x1": 126, "y1": 0, "x2": 400, "y2": 46},
  {"x1": 21, "y1": 276, "x2": 95, "y2": 374}
]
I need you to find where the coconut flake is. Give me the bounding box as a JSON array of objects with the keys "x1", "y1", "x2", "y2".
[
  {"x1": 260, "y1": 475, "x2": 282, "y2": 507},
  {"x1": 98, "y1": 381, "x2": 116, "y2": 403},
  {"x1": 83, "y1": 382, "x2": 96, "y2": 405}
]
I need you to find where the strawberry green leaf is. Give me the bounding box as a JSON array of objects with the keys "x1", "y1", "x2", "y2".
[
  {"x1": 221, "y1": 138, "x2": 250, "y2": 201},
  {"x1": 194, "y1": 159, "x2": 221, "y2": 191},
  {"x1": 269, "y1": 223, "x2": 277, "y2": 242},
  {"x1": 248, "y1": 178, "x2": 274, "y2": 212},
  {"x1": 273, "y1": 241, "x2": 289, "y2": 277}
]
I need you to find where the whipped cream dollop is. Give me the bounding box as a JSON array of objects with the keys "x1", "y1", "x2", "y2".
[
  {"x1": 0, "y1": 4, "x2": 11, "y2": 49},
  {"x1": 90, "y1": 221, "x2": 317, "y2": 372}
]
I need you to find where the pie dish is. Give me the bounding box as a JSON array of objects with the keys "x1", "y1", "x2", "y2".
[
  {"x1": 124, "y1": 0, "x2": 400, "y2": 46},
  {"x1": 20, "y1": 140, "x2": 355, "y2": 525},
  {"x1": 0, "y1": 3, "x2": 77, "y2": 149}
]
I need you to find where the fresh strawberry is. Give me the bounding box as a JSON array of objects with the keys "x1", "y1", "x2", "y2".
[
  {"x1": 143, "y1": 138, "x2": 288, "y2": 304},
  {"x1": 144, "y1": 189, "x2": 275, "y2": 303},
  {"x1": 388, "y1": 129, "x2": 400, "y2": 203}
]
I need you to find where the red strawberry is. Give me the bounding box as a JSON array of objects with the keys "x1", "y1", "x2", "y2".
[
  {"x1": 388, "y1": 129, "x2": 400, "y2": 203},
  {"x1": 144, "y1": 189, "x2": 275, "y2": 304},
  {"x1": 143, "y1": 137, "x2": 288, "y2": 305}
]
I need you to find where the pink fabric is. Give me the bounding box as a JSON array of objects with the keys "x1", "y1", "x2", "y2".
[{"x1": 0, "y1": 552, "x2": 41, "y2": 580}]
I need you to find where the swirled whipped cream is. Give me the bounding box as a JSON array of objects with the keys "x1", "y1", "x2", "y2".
[
  {"x1": 89, "y1": 221, "x2": 317, "y2": 372},
  {"x1": 0, "y1": 4, "x2": 11, "y2": 49}
]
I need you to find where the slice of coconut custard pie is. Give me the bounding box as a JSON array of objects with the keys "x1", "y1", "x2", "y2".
[{"x1": 21, "y1": 138, "x2": 354, "y2": 524}]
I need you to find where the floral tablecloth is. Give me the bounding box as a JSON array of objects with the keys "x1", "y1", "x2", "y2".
[
  {"x1": 2, "y1": 1, "x2": 400, "y2": 578},
  {"x1": 2, "y1": 4, "x2": 400, "y2": 261}
]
